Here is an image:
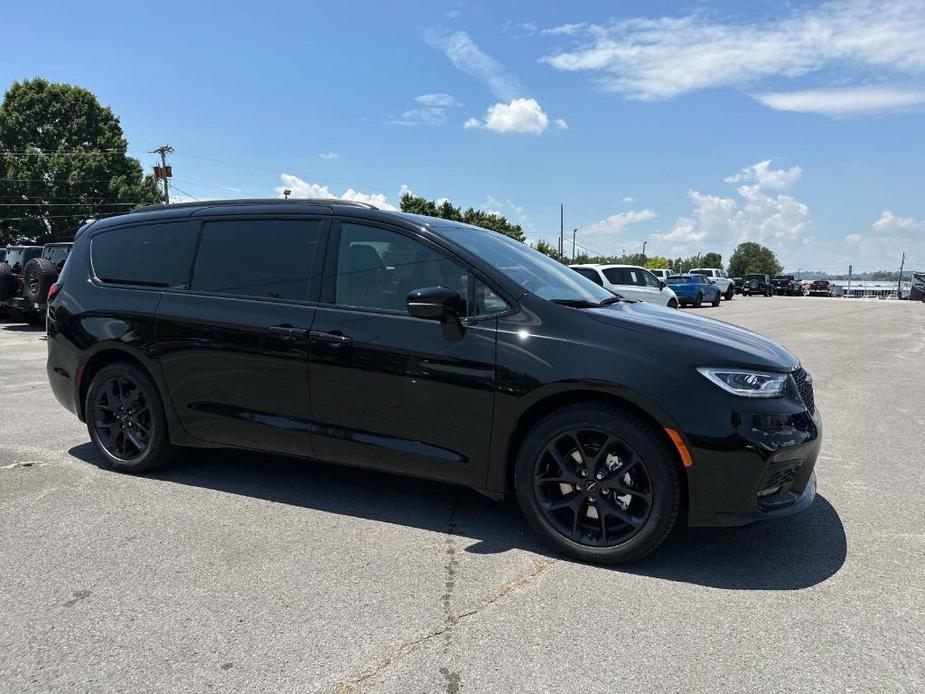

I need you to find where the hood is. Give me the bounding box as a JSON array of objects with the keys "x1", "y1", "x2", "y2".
[{"x1": 585, "y1": 300, "x2": 799, "y2": 371}]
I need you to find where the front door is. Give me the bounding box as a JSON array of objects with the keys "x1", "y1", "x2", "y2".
[
  {"x1": 307, "y1": 220, "x2": 499, "y2": 487},
  {"x1": 157, "y1": 216, "x2": 326, "y2": 457}
]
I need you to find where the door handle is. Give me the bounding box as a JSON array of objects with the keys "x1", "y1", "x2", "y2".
[
  {"x1": 309, "y1": 330, "x2": 353, "y2": 346},
  {"x1": 268, "y1": 325, "x2": 309, "y2": 340}
]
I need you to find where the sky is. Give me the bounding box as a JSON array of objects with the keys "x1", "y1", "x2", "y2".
[{"x1": 2, "y1": 0, "x2": 924, "y2": 272}]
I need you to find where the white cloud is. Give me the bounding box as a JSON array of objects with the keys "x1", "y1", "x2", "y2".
[
  {"x1": 554, "y1": 117, "x2": 569, "y2": 129},
  {"x1": 755, "y1": 87, "x2": 925, "y2": 116},
  {"x1": 872, "y1": 210, "x2": 925, "y2": 233},
  {"x1": 540, "y1": 1, "x2": 925, "y2": 106},
  {"x1": 841, "y1": 214, "x2": 925, "y2": 268},
  {"x1": 276, "y1": 173, "x2": 398, "y2": 211},
  {"x1": 318, "y1": 152, "x2": 339, "y2": 160},
  {"x1": 582, "y1": 209, "x2": 657, "y2": 236},
  {"x1": 623, "y1": 196, "x2": 635, "y2": 203},
  {"x1": 427, "y1": 31, "x2": 524, "y2": 100},
  {"x1": 391, "y1": 93, "x2": 460, "y2": 126},
  {"x1": 724, "y1": 160, "x2": 802, "y2": 189},
  {"x1": 464, "y1": 98, "x2": 551, "y2": 134},
  {"x1": 654, "y1": 161, "x2": 812, "y2": 259},
  {"x1": 484, "y1": 194, "x2": 529, "y2": 227}
]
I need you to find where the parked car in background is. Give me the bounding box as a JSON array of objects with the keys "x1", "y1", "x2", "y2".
[
  {"x1": 648, "y1": 268, "x2": 675, "y2": 282},
  {"x1": 46, "y1": 198, "x2": 821, "y2": 565},
  {"x1": 732, "y1": 276, "x2": 744, "y2": 294},
  {"x1": 772, "y1": 275, "x2": 803, "y2": 296},
  {"x1": 0, "y1": 243, "x2": 73, "y2": 323},
  {"x1": 808, "y1": 279, "x2": 833, "y2": 297},
  {"x1": 742, "y1": 274, "x2": 773, "y2": 297},
  {"x1": 569, "y1": 264, "x2": 679, "y2": 308},
  {"x1": 665, "y1": 274, "x2": 722, "y2": 308},
  {"x1": 0, "y1": 246, "x2": 43, "y2": 318},
  {"x1": 688, "y1": 268, "x2": 735, "y2": 300}
]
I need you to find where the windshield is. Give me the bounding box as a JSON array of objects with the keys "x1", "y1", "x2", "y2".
[
  {"x1": 436, "y1": 223, "x2": 614, "y2": 303},
  {"x1": 666, "y1": 276, "x2": 692, "y2": 284}
]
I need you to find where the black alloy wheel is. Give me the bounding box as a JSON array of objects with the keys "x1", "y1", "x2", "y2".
[
  {"x1": 693, "y1": 292, "x2": 703, "y2": 308},
  {"x1": 515, "y1": 404, "x2": 681, "y2": 564},
  {"x1": 86, "y1": 362, "x2": 175, "y2": 472},
  {"x1": 533, "y1": 429, "x2": 653, "y2": 546},
  {"x1": 711, "y1": 292, "x2": 721, "y2": 307},
  {"x1": 667, "y1": 298, "x2": 679, "y2": 309},
  {"x1": 92, "y1": 375, "x2": 152, "y2": 461}
]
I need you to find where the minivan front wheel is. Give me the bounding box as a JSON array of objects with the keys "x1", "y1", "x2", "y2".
[
  {"x1": 86, "y1": 362, "x2": 175, "y2": 473},
  {"x1": 515, "y1": 404, "x2": 681, "y2": 564}
]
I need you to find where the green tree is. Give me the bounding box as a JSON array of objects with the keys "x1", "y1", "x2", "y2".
[
  {"x1": 727, "y1": 242, "x2": 782, "y2": 277},
  {"x1": 532, "y1": 239, "x2": 566, "y2": 262},
  {"x1": 701, "y1": 252, "x2": 723, "y2": 268},
  {"x1": 0, "y1": 78, "x2": 162, "y2": 244},
  {"x1": 400, "y1": 193, "x2": 526, "y2": 242}
]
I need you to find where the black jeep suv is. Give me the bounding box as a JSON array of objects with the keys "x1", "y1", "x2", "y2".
[
  {"x1": 46, "y1": 200, "x2": 821, "y2": 564},
  {"x1": 0, "y1": 242, "x2": 73, "y2": 323},
  {"x1": 742, "y1": 273, "x2": 774, "y2": 297}
]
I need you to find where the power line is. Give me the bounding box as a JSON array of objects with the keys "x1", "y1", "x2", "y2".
[{"x1": 168, "y1": 183, "x2": 200, "y2": 202}]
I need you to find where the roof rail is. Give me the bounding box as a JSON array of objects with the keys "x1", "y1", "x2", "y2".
[{"x1": 135, "y1": 198, "x2": 379, "y2": 212}]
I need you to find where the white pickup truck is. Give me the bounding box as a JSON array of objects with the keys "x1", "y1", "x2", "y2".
[{"x1": 688, "y1": 268, "x2": 735, "y2": 300}]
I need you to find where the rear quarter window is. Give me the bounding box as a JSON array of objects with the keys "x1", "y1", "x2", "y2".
[{"x1": 91, "y1": 222, "x2": 197, "y2": 288}]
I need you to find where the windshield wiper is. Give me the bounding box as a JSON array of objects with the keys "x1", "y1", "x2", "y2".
[{"x1": 549, "y1": 296, "x2": 626, "y2": 308}]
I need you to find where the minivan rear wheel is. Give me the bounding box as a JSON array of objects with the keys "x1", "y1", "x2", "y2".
[
  {"x1": 514, "y1": 404, "x2": 681, "y2": 564},
  {"x1": 86, "y1": 362, "x2": 175, "y2": 473}
]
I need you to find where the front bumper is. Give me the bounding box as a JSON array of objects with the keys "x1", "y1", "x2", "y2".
[{"x1": 684, "y1": 403, "x2": 822, "y2": 528}]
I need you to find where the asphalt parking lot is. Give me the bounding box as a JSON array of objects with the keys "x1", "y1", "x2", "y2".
[{"x1": 1, "y1": 297, "x2": 923, "y2": 693}]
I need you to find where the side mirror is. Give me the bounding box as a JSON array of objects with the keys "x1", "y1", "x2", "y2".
[
  {"x1": 407, "y1": 286, "x2": 466, "y2": 322},
  {"x1": 658, "y1": 280, "x2": 666, "y2": 290}
]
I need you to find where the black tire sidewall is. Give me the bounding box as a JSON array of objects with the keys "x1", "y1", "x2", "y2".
[
  {"x1": 694, "y1": 293, "x2": 703, "y2": 307},
  {"x1": 85, "y1": 362, "x2": 172, "y2": 473},
  {"x1": 514, "y1": 405, "x2": 681, "y2": 564}
]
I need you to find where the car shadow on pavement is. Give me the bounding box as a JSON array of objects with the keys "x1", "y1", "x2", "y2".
[
  {"x1": 68, "y1": 443, "x2": 846, "y2": 591},
  {"x1": 0, "y1": 322, "x2": 45, "y2": 332}
]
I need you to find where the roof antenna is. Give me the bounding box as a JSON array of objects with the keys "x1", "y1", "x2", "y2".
[{"x1": 283, "y1": 189, "x2": 292, "y2": 200}]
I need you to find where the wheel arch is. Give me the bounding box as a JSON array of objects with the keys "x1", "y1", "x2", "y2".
[
  {"x1": 77, "y1": 346, "x2": 157, "y2": 421},
  {"x1": 492, "y1": 388, "x2": 689, "y2": 512}
]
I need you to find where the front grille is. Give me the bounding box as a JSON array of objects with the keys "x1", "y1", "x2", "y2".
[
  {"x1": 792, "y1": 367, "x2": 815, "y2": 414},
  {"x1": 760, "y1": 461, "x2": 802, "y2": 491}
]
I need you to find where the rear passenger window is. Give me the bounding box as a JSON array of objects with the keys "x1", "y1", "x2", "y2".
[
  {"x1": 92, "y1": 223, "x2": 196, "y2": 287},
  {"x1": 573, "y1": 268, "x2": 604, "y2": 286},
  {"x1": 191, "y1": 219, "x2": 321, "y2": 301}
]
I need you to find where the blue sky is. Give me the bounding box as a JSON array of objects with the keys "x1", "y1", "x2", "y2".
[{"x1": 2, "y1": 0, "x2": 923, "y2": 271}]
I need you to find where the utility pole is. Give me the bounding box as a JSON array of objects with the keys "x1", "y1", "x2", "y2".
[
  {"x1": 571, "y1": 228, "x2": 577, "y2": 262},
  {"x1": 897, "y1": 252, "x2": 906, "y2": 300},
  {"x1": 283, "y1": 189, "x2": 292, "y2": 200},
  {"x1": 847, "y1": 264, "x2": 853, "y2": 296},
  {"x1": 559, "y1": 204, "x2": 564, "y2": 258},
  {"x1": 150, "y1": 145, "x2": 174, "y2": 205},
  {"x1": 642, "y1": 240, "x2": 648, "y2": 260}
]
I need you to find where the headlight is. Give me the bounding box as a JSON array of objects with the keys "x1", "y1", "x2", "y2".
[{"x1": 697, "y1": 367, "x2": 788, "y2": 398}]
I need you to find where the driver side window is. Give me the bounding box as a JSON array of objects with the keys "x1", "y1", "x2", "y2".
[
  {"x1": 334, "y1": 223, "x2": 469, "y2": 313},
  {"x1": 642, "y1": 270, "x2": 661, "y2": 288}
]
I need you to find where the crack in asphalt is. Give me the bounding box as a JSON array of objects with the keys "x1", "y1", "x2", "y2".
[{"x1": 334, "y1": 557, "x2": 554, "y2": 693}]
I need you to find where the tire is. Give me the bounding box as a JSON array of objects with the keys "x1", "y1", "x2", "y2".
[
  {"x1": 711, "y1": 292, "x2": 721, "y2": 307},
  {"x1": 693, "y1": 292, "x2": 703, "y2": 308},
  {"x1": 667, "y1": 298, "x2": 678, "y2": 309},
  {"x1": 22, "y1": 257, "x2": 57, "y2": 305},
  {"x1": 514, "y1": 403, "x2": 682, "y2": 565},
  {"x1": 0, "y1": 262, "x2": 14, "y2": 301},
  {"x1": 85, "y1": 361, "x2": 176, "y2": 473},
  {"x1": 724, "y1": 286, "x2": 734, "y2": 300}
]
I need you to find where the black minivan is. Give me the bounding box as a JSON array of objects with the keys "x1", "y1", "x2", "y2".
[{"x1": 47, "y1": 199, "x2": 821, "y2": 563}]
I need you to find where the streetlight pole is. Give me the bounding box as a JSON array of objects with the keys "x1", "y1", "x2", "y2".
[{"x1": 642, "y1": 241, "x2": 648, "y2": 260}]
